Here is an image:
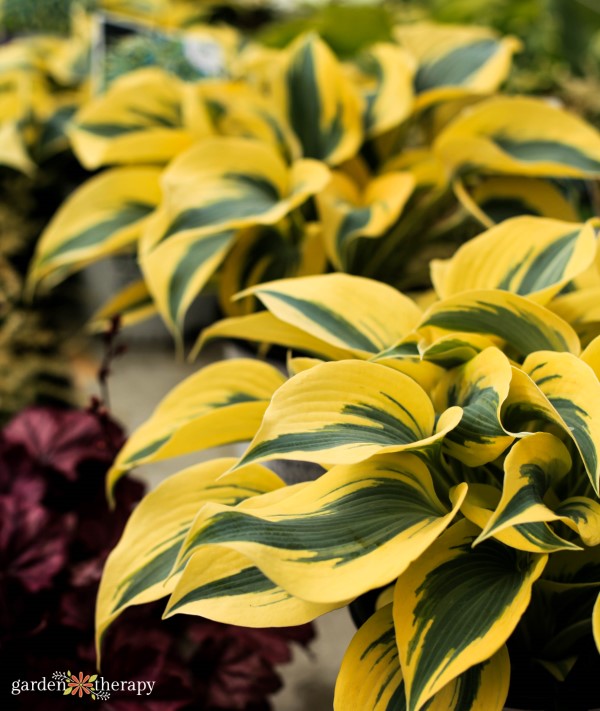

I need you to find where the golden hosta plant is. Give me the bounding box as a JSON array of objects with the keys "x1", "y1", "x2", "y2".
[
  {"x1": 27, "y1": 19, "x2": 600, "y2": 341},
  {"x1": 99, "y1": 215, "x2": 600, "y2": 709}
]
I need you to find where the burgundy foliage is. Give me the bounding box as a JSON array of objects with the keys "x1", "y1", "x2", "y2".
[{"x1": 0, "y1": 406, "x2": 313, "y2": 710}]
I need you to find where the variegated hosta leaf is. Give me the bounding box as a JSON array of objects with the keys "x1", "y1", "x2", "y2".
[
  {"x1": 316, "y1": 170, "x2": 415, "y2": 271},
  {"x1": 139, "y1": 137, "x2": 330, "y2": 333},
  {"x1": 434, "y1": 96, "x2": 600, "y2": 179},
  {"x1": 107, "y1": 359, "x2": 285, "y2": 494},
  {"x1": 241, "y1": 273, "x2": 422, "y2": 356},
  {"x1": 200, "y1": 80, "x2": 301, "y2": 162},
  {"x1": 38, "y1": 99, "x2": 80, "y2": 160},
  {"x1": 275, "y1": 33, "x2": 363, "y2": 165},
  {"x1": 394, "y1": 519, "x2": 547, "y2": 711},
  {"x1": 217, "y1": 222, "x2": 326, "y2": 318},
  {"x1": 89, "y1": 279, "x2": 156, "y2": 332},
  {"x1": 142, "y1": 225, "x2": 236, "y2": 339},
  {"x1": 0, "y1": 112, "x2": 34, "y2": 174},
  {"x1": 237, "y1": 359, "x2": 463, "y2": 468},
  {"x1": 100, "y1": 0, "x2": 167, "y2": 20},
  {"x1": 334, "y1": 604, "x2": 404, "y2": 710},
  {"x1": 432, "y1": 347, "x2": 514, "y2": 466},
  {"x1": 335, "y1": 604, "x2": 510, "y2": 711},
  {"x1": 28, "y1": 167, "x2": 162, "y2": 291},
  {"x1": 465, "y1": 177, "x2": 580, "y2": 226},
  {"x1": 383, "y1": 148, "x2": 449, "y2": 192},
  {"x1": 419, "y1": 290, "x2": 580, "y2": 357},
  {"x1": 0, "y1": 38, "x2": 42, "y2": 74},
  {"x1": 554, "y1": 498, "x2": 600, "y2": 547},
  {"x1": 431, "y1": 217, "x2": 596, "y2": 304},
  {"x1": 505, "y1": 351, "x2": 600, "y2": 495},
  {"x1": 194, "y1": 310, "x2": 354, "y2": 362},
  {"x1": 374, "y1": 332, "x2": 421, "y2": 360},
  {"x1": 0, "y1": 68, "x2": 40, "y2": 173},
  {"x1": 474, "y1": 433, "x2": 583, "y2": 552},
  {"x1": 537, "y1": 657, "x2": 578, "y2": 684},
  {"x1": 373, "y1": 357, "x2": 445, "y2": 394},
  {"x1": 164, "y1": 545, "x2": 339, "y2": 626},
  {"x1": 581, "y1": 335, "x2": 600, "y2": 380},
  {"x1": 139, "y1": 137, "x2": 329, "y2": 250},
  {"x1": 542, "y1": 546, "x2": 600, "y2": 590},
  {"x1": 461, "y1": 483, "x2": 580, "y2": 554},
  {"x1": 550, "y1": 288, "x2": 600, "y2": 339},
  {"x1": 177, "y1": 453, "x2": 467, "y2": 603},
  {"x1": 70, "y1": 68, "x2": 212, "y2": 169},
  {"x1": 427, "y1": 648, "x2": 510, "y2": 711},
  {"x1": 287, "y1": 356, "x2": 324, "y2": 377},
  {"x1": 354, "y1": 43, "x2": 415, "y2": 138},
  {"x1": 593, "y1": 593, "x2": 600, "y2": 653},
  {"x1": 418, "y1": 332, "x2": 499, "y2": 369},
  {"x1": 96, "y1": 458, "x2": 284, "y2": 661},
  {"x1": 36, "y1": 9, "x2": 92, "y2": 86},
  {"x1": 393, "y1": 23, "x2": 519, "y2": 111}
]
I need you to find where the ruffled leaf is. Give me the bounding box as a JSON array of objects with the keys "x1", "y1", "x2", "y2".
[
  {"x1": 435, "y1": 96, "x2": 600, "y2": 179},
  {"x1": 96, "y1": 458, "x2": 283, "y2": 661},
  {"x1": 394, "y1": 519, "x2": 546, "y2": 711},
  {"x1": 432, "y1": 347, "x2": 514, "y2": 466},
  {"x1": 275, "y1": 33, "x2": 363, "y2": 165},
  {"x1": 139, "y1": 137, "x2": 329, "y2": 333},
  {"x1": 243, "y1": 273, "x2": 422, "y2": 356},
  {"x1": 431, "y1": 217, "x2": 596, "y2": 305},
  {"x1": 28, "y1": 167, "x2": 161, "y2": 291},
  {"x1": 164, "y1": 546, "x2": 338, "y2": 626},
  {"x1": 419, "y1": 290, "x2": 580, "y2": 357},
  {"x1": 316, "y1": 170, "x2": 415, "y2": 271},
  {"x1": 394, "y1": 23, "x2": 519, "y2": 111},
  {"x1": 177, "y1": 453, "x2": 466, "y2": 603},
  {"x1": 107, "y1": 359, "x2": 285, "y2": 494},
  {"x1": 238, "y1": 359, "x2": 462, "y2": 468}
]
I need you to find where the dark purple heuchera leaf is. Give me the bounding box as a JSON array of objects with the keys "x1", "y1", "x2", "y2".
[
  {"x1": 0, "y1": 405, "x2": 314, "y2": 711},
  {"x1": 184, "y1": 621, "x2": 313, "y2": 710},
  {"x1": 0, "y1": 436, "x2": 42, "y2": 495},
  {"x1": 189, "y1": 626, "x2": 282, "y2": 711},
  {"x1": 0, "y1": 484, "x2": 73, "y2": 595},
  {"x1": 59, "y1": 557, "x2": 106, "y2": 630},
  {"x1": 4, "y1": 406, "x2": 125, "y2": 480},
  {"x1": 98, "y1": 607, "x2": 194, "y2": 711},
  {"x1": 73, "y1": 475, "x2": 144, "y2": 557},
  {"x1": 190, "y1": 620, "x2": 315, "y2": 670}
]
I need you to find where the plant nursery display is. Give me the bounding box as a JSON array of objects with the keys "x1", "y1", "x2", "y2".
[
  {"x1": 1, "y1": 403, "x2": 313, "y2": 710},
  {"x1": 99, "y1": 216, "x2": 600, "y2": 710},
  {"x1": 5, "y1": 1, "x2": 600, "y2": 709},
  {"x1": 27, "y1": 15, "x2": 600, "y2": 347}
]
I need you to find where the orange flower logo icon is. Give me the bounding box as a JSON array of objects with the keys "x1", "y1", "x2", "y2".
[
  {"x1": 53, "y1": 668, "x2": 153, "y2": 700},
  {"x1": 65, "y1": 672, "x2": 97, "y2": 698}
]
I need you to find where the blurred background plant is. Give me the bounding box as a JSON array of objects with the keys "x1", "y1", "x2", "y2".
[
  {"x1": 406, "y1": 0, "x2": 600, "y2": 122},
  {"x1": 259, "y1": 0, "x2": 600, "y2": 122},
  {"x1": 0, "y1": 169, "x2": 79, "y2": 424},
  {"x1": 5, "y1": 0, "x2": 600, "y2": 351}
]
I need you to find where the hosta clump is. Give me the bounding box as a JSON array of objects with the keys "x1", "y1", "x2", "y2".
[
  {"x1": 27, "y1": 17, "x2": 600, "y2": 344},
  {"x1": 99, "y1": 215, "x2": 600, "y2": 710}
]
